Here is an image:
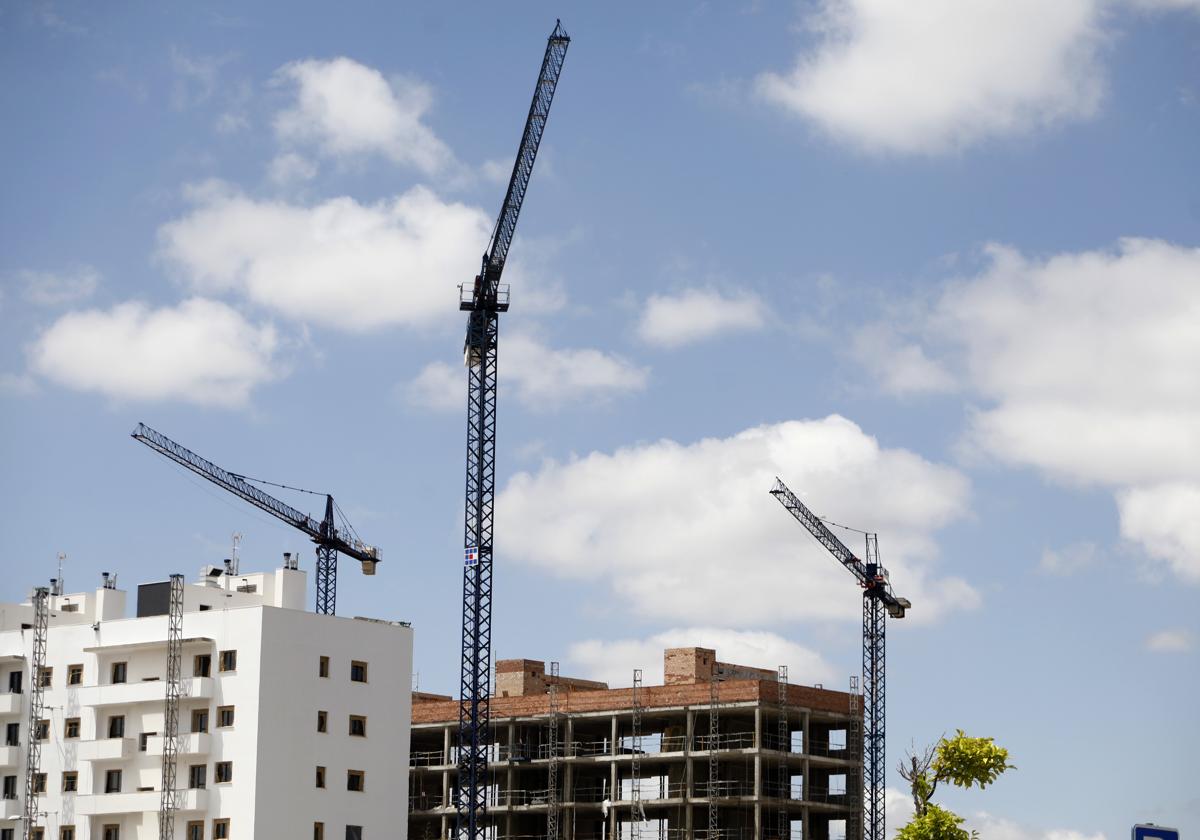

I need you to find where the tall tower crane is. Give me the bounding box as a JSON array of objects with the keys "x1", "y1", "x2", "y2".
[
  {"x1": 769, "y1": 477, "x2": 911, "y2": 840},
  {"x1": 131, "y1": 423, "x2": 380, "y2": 615},
  {"x1": 22, "y1": 586, "x2": 48, "y2": 840},
  {"x1": 456, "y1": 21, "x2": 570, "y2": 840}
]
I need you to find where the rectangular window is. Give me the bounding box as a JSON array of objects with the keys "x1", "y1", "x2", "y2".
[
  {"x1": 29, "y1": 830, "x2": 44, "y2": 840},
  {"x1": 38, "y1": 667, "x2": 52, "y2": 688},
  {"x1": 313, "y1": 824, "x2": 324, "y2": 840},
  {"x1": 317, "y1": 710, "x2": 327, "y2": 733},
  {"x1": 2, "y1": 775, "x2": 16, "y2": 798},
  {"x1": 107, "y1": 715, "x2": 125, "y2": 738},
  {"x1": 346, "y1": 769, "x2": 365, "y2": 792},
  {"x1": 67, "y1": 664, "x2": 83, "y2": 686},
  {"x1": 193, "y1": 655, "x2": 211, "y2": 678},
  {"x1": 219, "y1": 650, "x2": 237, "y2": 672},
  {"x1": 186, "y1": 822, "x2": 204, "y2": 840},
  {"x1": 4, "y1": 723, "x2": 17, "y2": 746},
  {"x1": 110, "y1": 661, "x2": 127, "y2": 684},
  {"x1": 139, "y1": 732, "x2": 154, "y2": 752},
  {"x1": 348, "y1": 715, "x2": 366, "y2": 737},
  {"x1": 350, "y1": 660, "x2": 367, "y2": 683},
  {"x1": 35, "y1": 719, "x2": 49, "y2": 741},
  {"x1": 188, "y1": 764, "x2": 207, "y2": 790},
  {"x1": 191, "y1": 709, "x2": 209, "y2": 734},
  {"x1": 59, "y1": 828, "x2": 75, "y2": 840},
  {"x1": 315, "y1": 766, "x2": 325, "y2": 788},
  {"x1": 64, "y1": 718, "x2": 80, "y2": 739},
  {"x1": 103, "y1": 826, "x2": 120, "y2": 840},
  {"x1": 215, "y1": 761, "x2": 233, "y2": 784},
  {"x1": 7, "y1": 670, "x2": 22, "y2": 693},
  {"x1": 217, "y1": 706, "x2": 235, "y2": 728},
  {"x1": 212, "y1": 819, "x2": 230, "y2": 840},
  {"x1": 32, "y1": 773, "x2": 46, "y2": 794},
  {"x1": 62, "y1": 771, "x2": 78, "y2": 792},
  {"x1": 318, "y1": 655, "x2": 329, "y2": 678},
  {"x1": 345, "y1": 827, "x2": 362, "y2": 840},
  {"x1": 104, "y1": 769, "x2": 122, "y2": 793},
  {"x1": 1, "y1": 829, "x2": 12, "y2": 840}
]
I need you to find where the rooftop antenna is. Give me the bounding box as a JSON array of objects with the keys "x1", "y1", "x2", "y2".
[
  {"x1": 54, "y1": 553, "x2": 66, "y2": 596},
  {"x1": 230, "y1": 532, "x2": 242, "y2": 576}
]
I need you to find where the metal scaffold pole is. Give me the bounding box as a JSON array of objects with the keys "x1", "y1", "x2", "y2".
[
  {"x1": 547, "y1": 661, "x2": 561, "y2": 840},
  {"x1": 159, "y1": 574, "x2": 184, "y2": 839},
  {"x1": 23, "y1": 586, "x2": 49, "y2": 840},
  {"x1": 776, "y1": 665, "x2": 789, "y2": 840},
  {"x1": 630, "y1": 669, "x2": 643, "y2": 840},
  {"x1": 848, "y1": 675, "x2": 863, "y2": 840},
  {"x1": 707, "y1": 671, "x2": 719, "y2": 839}
]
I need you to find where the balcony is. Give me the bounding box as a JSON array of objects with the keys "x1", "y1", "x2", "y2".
[
  {"x1": 144, "y1": 732, "x2": 210, "y2": 757},
  {"x1": 0, "y1": 745, "x2": 21, "y2": 767},
  {"x1": 78, "y1": 737, "x2": 136, "y2": 762},
  {"x1": 77, "y1": 788, "x2": 207, "y2": 816},
  {"x1": 1, "y1": 797, "x2": 20, "y2": 819},
  {"x1": 76, "y1": 677, "x2": 213, "y2": 707},
  {"x1": 0, "y1": 692, "x2": 22, "y2": 715}
]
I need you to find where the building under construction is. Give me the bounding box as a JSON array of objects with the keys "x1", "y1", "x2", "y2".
[{"x1": 409, "y1": 647, "x2": 861, "y2": 840}]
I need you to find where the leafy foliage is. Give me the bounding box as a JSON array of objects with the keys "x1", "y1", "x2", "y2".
[
  {"x1": 895, "y1": 731, "x2": 1013, "y2": 836},
  {"x1": 895, "y1": 804, "x2": 975, "y2": 840},
  {"x1": 933, "y1": 729, "x2": 1015, "y2": 790}
]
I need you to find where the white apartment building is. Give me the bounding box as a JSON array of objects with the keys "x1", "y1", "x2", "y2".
[{"x1": 0, "y1": 558, "x2": 413, "y2": 840}]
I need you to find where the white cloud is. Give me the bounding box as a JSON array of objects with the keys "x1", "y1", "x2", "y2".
[
  {"x1": 158, "y1": 181, "x2": 492, "y2": 332},
  {"x1": 862, "y1": 238, "x2": 1200, "y2": 584},
  {"x1": 968, "y1": 812, "x2": 1108, "y2": 840},
  {"x1": 273, "y1": 57, "x2": 454, "y2": 174},
  {"x1": 497, "y1": 415, "x2": 975, "y2": 626},
  {"x1": 756, "y1": 0, "x2": 1105, "y2": 154},
  {"x1": 29, "y1": 298, "x2": 280, "y2": 407},
  {"x1": 1128, "y1": 0, "x2": 1200, "y2": 10},
  {"x1": 20, "y1": 266, "x2": 100, "y2": 305},
  {"x1": 267, "y1": 152, "x2": 318, "y2": 185},
  {"x1": 480, "y1": 158, "x2": 511, "y2": 185},
  {"x1": 1039, "y1": 542, "x2": 1099, "y2": 576},
  {"x1": 850, "y1": 326, "x2": 955, "y2": 395},
  {"x1": 407, "y1": 333, "x2": 648, "y2": 412},
  {"x1": 566, "y1": 628, "x2": 839, "y2": 688},
  {"x1": 637, "y1": 288, "x2": 766, "y2": 348},
  {"x1": 1145, "y1": 628, "x2": 1195, "y2": 653},
  {"x1": 170, "y1": 47, "x2": 233, "y2": 111}
]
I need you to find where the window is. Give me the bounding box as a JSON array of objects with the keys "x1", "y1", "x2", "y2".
[
  {"x1": 62, "y1": 771, "x2": 78, "y2": 792},
  {"x1": 110, "y1": 661, "x2": 127, "y2": 684},
  {"x1": 188, "y1": 764, "x2": 207, "y2": 790},
  {"x1": 2, "y1": 774, "x2": 16, "y2": 798},
  {"x1": 29, "y1": 830, "x2": 44, "y2": 840},
  {"x1": 186, "y1": 822, "x2": 204, "y2": 840},
  {"x1": 348, "y1": 715, "x2": 366, "y2": 737},
  {"x1": 219, "y1": 650, "x2": 237, "y2": 672},
  {"x1": 60, "y1": 828, "x2": 76, "y2": 840},
  {"x1": 104, "y1": 769, "x2": 122, "y2": 793},
  {"x1": 4, "y1": 723, "x2": 17, "y2": 746},
  {"x1": 350, "y1": 660, "x2": 368, "y2": 683},
  {"x1": 317, "y1": 710, "x2": 327, "y2": 733},
  {"x1": 1, "y1": 829, "x2": 12, "y2": 840},
  {"x1": 318, "y1": 655, "x2": 329, "y2": 678},
  {"x1": 191, "y1": 709, "x2": 209, "y2": 734},
  {"x1": 7, "y1": 670, "x2": 22, "y2": 693},
  {"x1": 212, "y1": 819, "x2": 230, "y2": 839},
  {"x1": 139, "y1": 732, "x2": 155, "y2": 752},
  {"x1": 345, "y1": 827, "x2": 363, "y2": 840},
  {"x1": 194, "y1": 655, "x2": 211, "y2": 678},
  {"x1": 217, "y1": 706, "x2": 235, "y2": 728},
  {"x1": 38, "y1": 667, "x2": 52, "y2": 688},
  {"x1": 35, "y1": 719, "x2": 49, "y2": 741},
  {"x1": 313, "y1": 824, "x2": 324, "y2": 840},
  {"x1": 215, "y1": 761, "x2": 233, "y2": 784},
  {"x1": 64, "y1": 718, "x2": 80, "y2": 739},
  {"x1": 107, "y1": 715, "x2": 125, "y2": 738},
  {"x1": 315, "y1": 766, "x2": 325, "y2": 788},
  {"x1": 103, "y1": 826, "x2": 120, "y2": 840},
  {"x1": 32, "y1": 772, "x2": 46, "y2": 793},
  {"x1": 346, "y1": 769, "x2": 365, "y2": 792},
  {"x1": 67, "y1": 664, "x2": 83, "y2": 685}
]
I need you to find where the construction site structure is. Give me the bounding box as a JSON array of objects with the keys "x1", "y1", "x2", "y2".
[
  {"x1": 22, "y1": 586, "x2": 49, "y2": 840},
  {"x1": 456, "y1": 20, "x2": 570, "y2": 840},
  {"x1": 0, "y1": 558, "x2": 413, "y2": 839},
  {"x1": 409, "y1": 647, "x2": 862, "y2": 840}
]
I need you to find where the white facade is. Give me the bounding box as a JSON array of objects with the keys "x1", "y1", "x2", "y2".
[{"x1": 0, "y1": 562, "x2": 412, "y2": 840}]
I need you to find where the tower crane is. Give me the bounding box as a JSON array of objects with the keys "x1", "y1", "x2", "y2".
[
  {"x1": 131, "y1": 423, "x2": 379, "y2": 615},
  {"x1": 456, "y1": 21, "x2": 570, "y2": 840},
  {"x1": 769, "y1": 477, "x2": 910, "y2": 840}
]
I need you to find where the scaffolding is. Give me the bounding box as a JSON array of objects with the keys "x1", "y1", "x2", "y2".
[
  {"x1": 23, "y1": 586, "x2": 49, "y2": 840},
  {"x1": 776, "y1": 665, "x2": 788, "y2": 840},
  {"x1": 707, "y1": 671, "x2": 719, "y2": 837},
  {"x1": 631, "y1": 669, "x2": 644, "y2": 840},
  {"x1": 847, "y1": 675, "x2": 862, "y2": 840},
  {"x1": 158, "y1": 574, "x2": 185, "y2": 839}
]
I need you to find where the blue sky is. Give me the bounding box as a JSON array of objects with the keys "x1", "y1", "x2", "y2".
[{"x1": 2, "y1": 1, "x2": 1199, "y2": 836}]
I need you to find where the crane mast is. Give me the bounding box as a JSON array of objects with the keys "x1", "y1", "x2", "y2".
[
  {"x1": 22, "y1": 586, "x2": 48, "y2": 840},
  {"x1": 456, "y1": 21, "x2": 570, "y2": 840},
  {"x1": 158, "y1": 573, "x2": 184, "y2": 839},
  {"x1": 132, "y1": 422, "x2": 380, "y2": 615},
  {"x1": 769, "y1": 477, "x2": 910, "y2": 840}
]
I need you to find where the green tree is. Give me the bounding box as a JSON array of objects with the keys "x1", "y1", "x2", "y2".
[{"x1": 894, "y1": 730, "x2": 1015, "y2": 840}]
